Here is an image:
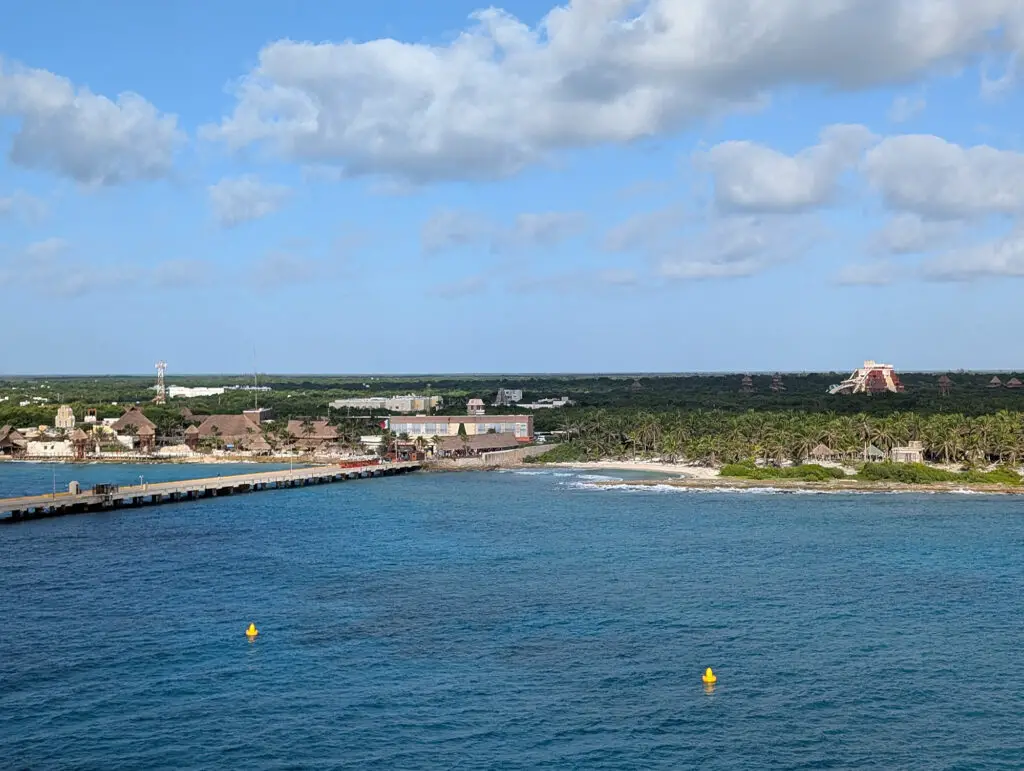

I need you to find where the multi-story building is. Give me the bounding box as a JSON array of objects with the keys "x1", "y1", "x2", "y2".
[
  {"x1": 467, "y1": 398, "x2": 486, "y2": 415},
  {"x1": 329, "y1": 394, "x2": 443, "y2": 412},
  {"x1": 494, "y1": 389, "x2": 523, "y2": 406},
  {"x1": 387, "y1": 414, "x2": 533, "y2": 441},
  {"x1": 55, "y1": 404, "x2": 75, "y2": 430}
]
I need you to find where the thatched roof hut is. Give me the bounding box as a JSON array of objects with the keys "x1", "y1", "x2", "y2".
[
  {"x1": 809, "y1": 443, "x2": 836, "y2": 460},
  {"x1": 111, "y1": 406, "x2": 156, "y2": 433}
]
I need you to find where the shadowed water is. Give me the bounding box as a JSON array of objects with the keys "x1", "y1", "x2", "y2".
[{"x1": 2, "y1": 464, "x2": 1023, "y2": 769}]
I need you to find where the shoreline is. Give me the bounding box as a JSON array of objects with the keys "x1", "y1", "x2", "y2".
[
  {"x1": 542, "y1": 460, "x2": 722, "y2": 478},
  {"x1": 589, "y1": 476, "x2": 1024, "y2": 494},
  {"x1": 533, "y1": 459, "x2": 1024, "y2": 495}
]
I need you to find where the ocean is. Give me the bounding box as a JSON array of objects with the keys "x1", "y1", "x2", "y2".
[{"x1": 2, "y1": 463, "x2": 1023, "y2": 769}]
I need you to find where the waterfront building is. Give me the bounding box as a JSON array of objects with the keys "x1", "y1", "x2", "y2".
[
  {"x1": 26, "y1": 440, "x2": 74, "y2": 458},
  {"x1": 892, "y1": 441, "x2": 925, "y2": 463},
  {"x1": 435, "y1": 433, "x2": 521, "y2": 457},
  {"x1": 55, "y1": 405, "x2": 76, "y2": 430},
  {"x1": 0, "y1": 425, "x2": 27, "y2": 457},
  {"x1": 388, "y1": 414, "x2": 533, "y2": 440},
  {"x1": 286, "y1": 419, "x2": 338, "y2": 449},
  {"x1": 195, "y1": 413, "x2": 262, "y2": 448},
  {"x1": 828, "y1": 361, "x2": 905, "y2": 395},
  {"x1": 111, "y1": 406, "x2": 158, "y2": 434}
]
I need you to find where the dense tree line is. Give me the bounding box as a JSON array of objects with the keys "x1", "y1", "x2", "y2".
[{"x1": 548, "y1": 409, "x2": 1024, "y2": 466}]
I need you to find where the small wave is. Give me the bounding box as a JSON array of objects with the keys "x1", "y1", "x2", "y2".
[
  {"x1": 575, "y1": 474, "x2": 623, "y2": 482},
  {"x1": 567, "y1": 482, "x2": 923, "y2": 496}
]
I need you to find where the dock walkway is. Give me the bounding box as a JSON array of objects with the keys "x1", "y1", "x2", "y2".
[{"x1": 0, "y1": 461, "x2": 421, "y2": 524}]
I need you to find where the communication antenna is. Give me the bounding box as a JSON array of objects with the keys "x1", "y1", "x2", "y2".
[{"x1": 155, "y1": 361, "x2": 167, "y2": 404}]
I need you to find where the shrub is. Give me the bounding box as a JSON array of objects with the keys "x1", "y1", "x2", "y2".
[{"x1": 720, "y1": 463, "x2": 845, "y2": 481}]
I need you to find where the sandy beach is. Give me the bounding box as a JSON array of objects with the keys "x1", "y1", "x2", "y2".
[
  {"x1": 545, "y1": 460, "x2": 722, "y2": 478},
  {"x1": 588, "y1": 476, "x2": 1024, "y2": 495}
]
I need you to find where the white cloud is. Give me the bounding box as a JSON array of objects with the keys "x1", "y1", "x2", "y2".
[
  {"x1": 863, "y1": 135, "x2": 1024, "y2": 219},
  {"x1": 421, "y1": 210, "x2": 496, "y2": 253},
  {"x1": 209, "y1": 175, "x2": 291, "y2": 227},
  {"x1": 202, "y1": 0, "x2": 1023, "y2": 181},
  {"x1": 872, "y1": 213, "x2": 964, "y2": 254},
  {"x1": 0, "y1": 190, "x2": 48, "y2": 223},
  {"x1": 923, "y1": 229, "x2": 1024, "y2": 280},
  {"x1": 602, "y1": 205, "x2": 689, "y2": 253},
  {"x1": 700, "y1": 124, "x2": 876, "y2": 213},
  {"x1": 0, "y1": 57, "x2": 183, "y2": 185},
  {"x1": 23, "y1": 236, "x2": 68, "y2": 262},
  {"x1": 421, "y1": 209, "x2": 585, "y2": 253},
  {"x1": 657, "y1": 215, "x2": 816, "y2": 281},
  {"x1": 981, "y1": 53, "x2": 1019, "y2": 99},
  {"x1": 888, "y1": 94, "x2": 926, "y2": 123},
  {"x1": 0, "y1": 238, "x2": 142, "y2": 297},
  {"x1": 836, "y1": 262, "x2": 896, "y2": 286}
]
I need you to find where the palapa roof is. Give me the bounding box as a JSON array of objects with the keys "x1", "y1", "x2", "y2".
[
  {"x1": 111, "y1": 406, "x2": 157, "y2": 432},
  {"x1": 436, "y1": 433, "x2": 522, "y2": 452},
  {"x1": 0, "y1": 424, "x2": 27, "y2": 447},
  {"x1": 244, "y1": 434, "x2": 271, "y2": 452},
  {"x1": 989, "y1": 376, "x2": 1003, "y2": 385},
  {"x1": 286, "y1": 419, "x2": 338, "y2": 441},
  {"x1": 137, "y1": 424, "x2": 156, "y2": 436},
  {"x1": 1007, "y1": 378, "x2": 1022, "y2": 388},
  {"x1": 937, "y1": 375, "x2": 953, "y2": 384},
  {"x1": 70, "y1": 428, "x2": 89, "y2": 441},
  {"x1": 866, "y1": 444, "x2": 885, "y2": 458},
  {"x1": 184, "y1": 425, "x2": 200, "y2": 435},
  {"x1": 809, "y1": 443, "x2": 834, "y2": 458},
  {"x1": 196, "y1": 414, "x2": 261, "y2": 439}
]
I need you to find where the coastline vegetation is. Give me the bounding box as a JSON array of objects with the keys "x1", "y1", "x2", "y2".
[{"x1": 540, "y1": 409, "x2": 1024, "y2": 466}]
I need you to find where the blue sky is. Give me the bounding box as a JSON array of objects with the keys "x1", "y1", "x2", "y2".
[{"x1": 2, "y1": 0, "x2": 1023, "y2": 375}]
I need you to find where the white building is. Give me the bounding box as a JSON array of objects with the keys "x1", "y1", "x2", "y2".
[
  {"x1": 518, "y1": 396, "x2": 575, "y2": 409},
  {"x1": 494, "y1": 389, "x2": 523, "y2": 406},
  {"x1": 329, "y1": 394, "x2": 443, "y2": 412},
  {"x1": 55, "y1": 404, "x2": 76, "y2": 430},
  {"x1": 467, "y1": 398, "x2": 486, "y2": 416},
  {"x1": 167, "y1": 386, "x2": 227, "y2": 398},
  {"x1": 26, "y1": 440, "x2": 74, "y2": 458},
  {"x1": 387, "y1": 415, "x2": 533, "y2": 440}
]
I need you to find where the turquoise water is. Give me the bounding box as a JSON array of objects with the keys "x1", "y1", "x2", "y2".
[{"x1": 2, "y1": 464, "x2": 1023, "y2": 769}]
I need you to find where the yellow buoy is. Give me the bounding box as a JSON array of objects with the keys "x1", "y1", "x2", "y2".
[
  {"x1": 245, "y1": 622, "x2": 259, "y2": 638},
  {"x1": 702, "y1": 667, "x2": 717, "y2": 684}
]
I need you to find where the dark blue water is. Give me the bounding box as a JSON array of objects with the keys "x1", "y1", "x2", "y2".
[{"x1": 2, "y1": 465, "x2": 1023, "y2": 770}]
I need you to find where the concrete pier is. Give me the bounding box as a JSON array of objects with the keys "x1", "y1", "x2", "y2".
[{"x1": 0, "y1": 461, "x2": 421, "y2": 524}]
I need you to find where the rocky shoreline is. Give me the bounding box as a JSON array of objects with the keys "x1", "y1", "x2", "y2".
[{"x1": 591, "y1": 476, "x2": 1024, "y2": 494}]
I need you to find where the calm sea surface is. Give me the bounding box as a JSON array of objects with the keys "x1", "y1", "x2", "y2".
[{"x1": 2, "y1": 463, "x2": 1023, "y2": 770}]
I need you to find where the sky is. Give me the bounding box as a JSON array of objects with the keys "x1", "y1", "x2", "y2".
[{"x1": 2, "y1": 0, "x2": 1024, "y2": 375}]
